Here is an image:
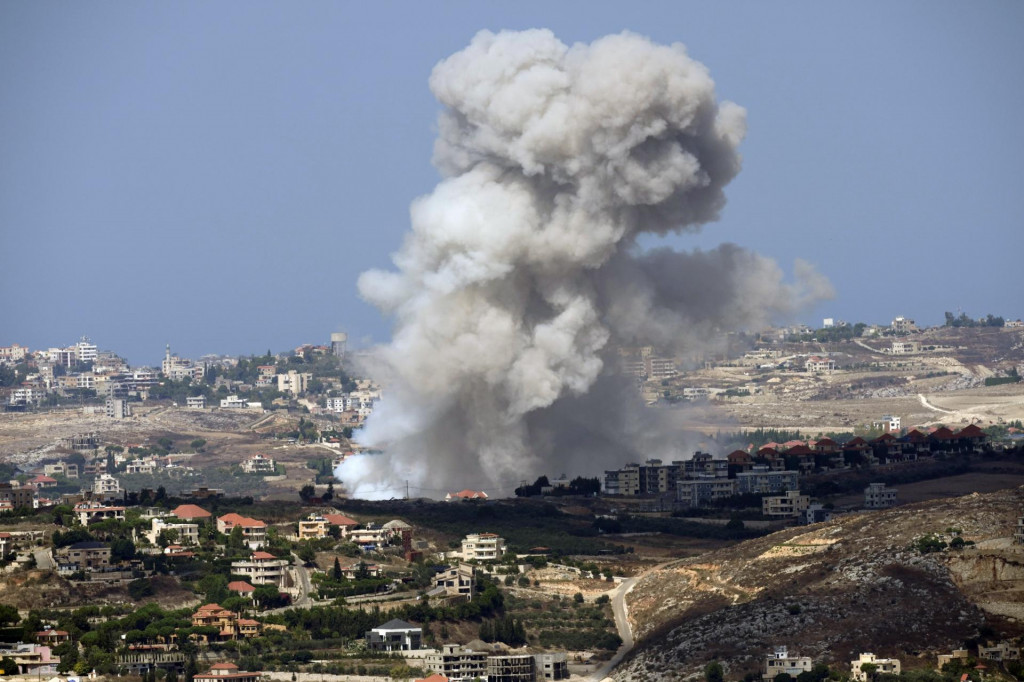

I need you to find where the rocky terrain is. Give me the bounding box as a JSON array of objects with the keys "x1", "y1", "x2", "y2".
[{"x1": 614, "y1": 487, "x2": 1024, "y2": 681}]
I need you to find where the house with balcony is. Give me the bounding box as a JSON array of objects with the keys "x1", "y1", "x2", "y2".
[
  {"x1": 217, "y1": 513, "x2": 267, "y2": 549},
  {"x1": 851, "y1": 653, "x2": 900, "y2": 681},
  {"x1": 193, "y1": 662, "x2": 263, "y2": 682},
  {"x1": 74, "y1": 501, "x2": 126, "y2": 525},
  {"x1": 763, "y1": 647, "x2": 812, "y2": 682},
  {"x1": 231, "y1": 551, "x2": 289, "y2": 586},
  {"x1": 461, "y1": 533, "x2": 507, "y2": 561}
]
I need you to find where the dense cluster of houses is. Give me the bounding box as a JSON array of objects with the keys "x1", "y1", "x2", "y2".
[{"x1": 603, "y1": 424, "x2": 988, "y2": 510}]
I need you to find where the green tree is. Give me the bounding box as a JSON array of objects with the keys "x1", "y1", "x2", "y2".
[
  {"x1": 705, "y1": 662, "x2": 724, "y2": 682},
  {"x1": 297, "y1": 543, "x2": 317, "y2": 565},
  {"x1": 0, "y1": 604, "x2": 20, "y2": 626},
  {"x1": 332, "y1": 557, "x2": 343, "y2": 581}
]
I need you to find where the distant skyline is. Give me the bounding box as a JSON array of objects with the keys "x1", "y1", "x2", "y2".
[{"x1": 2, "y1": 2, "x2": 1022, "y2": 367}]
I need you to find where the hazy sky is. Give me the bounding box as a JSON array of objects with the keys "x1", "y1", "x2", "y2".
[{"x1": 2, "y1": 2, "x2": 1021, "y2": 367}]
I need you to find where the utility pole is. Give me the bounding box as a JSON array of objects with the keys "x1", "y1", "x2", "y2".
[{"x1": 405, "y1": 479, "x2": 409, "y2": 500}]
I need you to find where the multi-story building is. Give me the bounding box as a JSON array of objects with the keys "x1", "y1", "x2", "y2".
[
  {"x1": 43, "y1": 461, "x2": 79, "y2": 479},
  {"x1": 425, "y1": 644, "x2": 487, "y2": 679},
  {"x1": 93, "y1": 472, "x2": 122, "y2": 501},
  {"x1": 0, "y1": 483, "x2": 37, "y2": 508},
  {"x1": 240, "y1": 454, "x2": 276, "y2": 474},
  {"x1": 677, "y1": 476, "x2": 737, "y2": 508},
  {"x1": 0, "y1": 643, "x2": 60, "y2": 675},
  {"x1": 186, "y1": 396, "x2": 207, "y2": 409},
  {"x1": 56, "y1": 541, "x2": 111, "y2": 571},
  {"x1": 864, "y1": 483, "x2": 897, "y2": 509},
  {"x1": 735, "y1": 467, "x2": 799, "y2": 494},
  {"x1": 277, "y1": 370, "x2": 312, "y2": 395},
  {"x1": 433, "y1": 564, "x2": 475, "y2": 598},
  {"x1": 804, "y1": 356, "x2": 836, "y2": 373},
  {"x1": 106, "y1": 397, "x2": 131, "y2": 419},
  {"x1": 148, "y1": 517, "x2": 199, "y2": 545},
  {"x1": 763, "y1": 647, "x2": 812, "y2": 682},
  {"x1": 217, "y1": 513, "x2": 267, "y2": 548},
  {"x1": 487, "y1": 653, "x2": 536, "y2": 682},
  {"x1": 0, "y1": 343, "x2": 29, "y2": 364},
  {"x1": 851, "y1": 653, "x2": 900, "y2": 681},
  {"x1": 365, "y1": 619, "x2": 422, "y2": 652},
  {"x1": 534, "y1": 653, "x2": 569, "y2": 680},
  {"x1": 461, "y1": 533, "x2": 507, "y2": 561},
  {"x1": 891, "y1": 316, "x2": 916, "y2": 334},
  {"x1": 74, "y1": 501, "x2": 126, "y2": 525},
  {"x1": 297, "y1": 512, "x2": 358, "y2": 540},
  {"x1": 762, "y1": 490, "x2": 811, "y2": 518},
  {"x1": 231, "y1": 551, "x2": 289, "y2": 586},
  {"x1": 161, "y1": 345, "x2": 205, "y2": 381}
]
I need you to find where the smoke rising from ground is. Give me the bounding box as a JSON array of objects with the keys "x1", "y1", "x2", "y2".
[{"x1": 340, "y1": 29, "x2": 832, "y2": 499}]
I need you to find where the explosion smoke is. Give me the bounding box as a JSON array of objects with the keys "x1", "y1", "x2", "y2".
[{"x1": 340, "y1": 29, "x2": 832, "y2": 499}]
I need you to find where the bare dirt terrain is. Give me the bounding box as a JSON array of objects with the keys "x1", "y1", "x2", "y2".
[{"x1": 614, "y1": 487, "x2": 1024, "y2": 682}]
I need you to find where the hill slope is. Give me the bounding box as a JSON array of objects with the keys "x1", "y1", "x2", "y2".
[{"x1": 615, "y1": 487, "x2": 1024, "y2": 681}]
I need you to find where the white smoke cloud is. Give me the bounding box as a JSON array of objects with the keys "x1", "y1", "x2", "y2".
[{"x1": 339, "y1": 29, "x2": 831, "y2": 499}]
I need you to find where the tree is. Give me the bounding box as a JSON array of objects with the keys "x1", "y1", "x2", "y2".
[
  {"x1": 0, "y1": 604, "x2": 20, "y2": 626},
  {"x1": 705, "y1": 662, "x2": 724, "y2": 682},
  {"x1": 332, "y1": 557, "x2": 343, "y2": 581},
  {"x1": 299, "y1": 485, "x2": 316, "y2": 502},
  {"x1": 323, "y1": 481, "x2": 334, "y2": 502},
  {"x1": 860, "y1": 663, "x2": 878, "y2": 682},
  {"x1": 297, "y1": 543, "x2": 317, "y2": 565}
]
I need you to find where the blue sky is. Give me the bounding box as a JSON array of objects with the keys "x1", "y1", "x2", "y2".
[{"x1": 2, "y1": 2, "x2": 1022, "y2": 367}]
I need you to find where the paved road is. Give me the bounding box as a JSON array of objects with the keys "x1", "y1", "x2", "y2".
[{"x1": 33, "y1": 548, "x2": 54, "y2": 570}]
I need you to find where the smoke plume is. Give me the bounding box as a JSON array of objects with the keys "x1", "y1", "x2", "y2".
[{"x1": 340, "y1": 29, "x2": 832, "y2": 498}]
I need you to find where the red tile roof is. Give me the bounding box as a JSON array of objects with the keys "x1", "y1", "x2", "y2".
[
  {"x1": 173, "y1": 504, "x2": 212, "y2": 519},
  {"x1": 324, "y1": 513, "x2": 358, "y2": 526},
  {"x1": 227, "y1": 581, "x2": 255, "y2": 592},
  {"x1": 251, "y1": 551, "x2": 277, "y2": 560}
]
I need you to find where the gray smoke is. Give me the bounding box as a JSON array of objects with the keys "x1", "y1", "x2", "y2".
[{"x1": 340, "y1": 29, "x2": 832, "y2": 498}]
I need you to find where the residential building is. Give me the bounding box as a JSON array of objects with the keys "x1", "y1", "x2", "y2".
[
  {"x1": 277, "y1": 370, "x2": 312, "y2": 395},
  {"x1": 937, "y1": 650, "x2": 969, "y2": 671},
  {"x1": 864, "y1": 483, "x2": 897, "y2": 509},
  {"x1": 298, "y1": 512, "x2": 358, "y2": 540},
  {"x1": 172, "y1": 503, "x2": 212, "y2": 521},
  {"x1": 763, "y1": 490, "x2": 811, "y2": 518},
  {"x1": 240, "y1": 454, "x2": 276, "y2": 474},
  {"x1": 891, "y1": 341, "x2": 921, "y2": 355},
  {"x1": 186, "y1": 396, "x2": 207, "y2": 409},
  {"x1": 56, "y1": 541, "x2": 111, "y2": 571},
  {"x1": 193, "y1": 662, "x2": 262, "y2": 682},
  {"x1": 461, "y1": 533, "x2": 507, "y2": 561},
  {"x1": 92, "y1": 472, "x2": 122, "y2": 501},
  {"x1": 0, "y1": 483, "x2": 35, "y2": 509},
  {"x1": 220, "y1": 395, "x2": 251, "y2": 409},
  {"x1": 74, "y1": 501, "x2": 126, "y2": 525},
  {"x1": 978, "y1": 642, "x2": 1021, "y2": 662},
  {"x1": 851, "y1": 653, "x2": 900, "y2": 681},
  {"x1": 29, "y1": 475, "x2": 58, "y2": 489},
  {"x1": 162, "y1": 345, "x2": 205, "y2": 382},
  {"x1": 677, "y1": 476, "x2": 737, "y2": 508},
  {"x1": 117, "y1": 648, "x2": 188, "y2": 675},
  {"x1": 227, "y1": 581, "x2": 256, "y2": 598},
  {"x1": 735, "y1": 467, "x2": 799, "y2": 494},
  {"x1": 803, "y1": 504, "x2": 833, "y2": 525},
  {"x1": 43, "y1": 461, "x2": 78, "y2": 479},
  {"x1": 0, "y1": 343, "x2": 29, "y2": 364},
  {"x1": 804, "y1": 356, "x2": 836, "y2": 373},
  {"x1": 763, "y1": 647, "x2": 812, "y2": 682},
  {"x1": 1014, "y1": 517, "x2": 1024, "y2": 546},
  {"x1": 230, "y1": 551, "x2": 289, "y2": 586},
  {"x1": 891, "y1": 316, "x2": 916, "y2": 334},
  {"x1": 424, "y1": 644, "x2": 487, "y2": 679},
  {"x1": 217, "y1": 513, "x2": 267, "y2": 549},
  {"x1": 433, "y1": 564, "x2": 475, "y2": 598},
  {"x1": 365, "y1": 619, "x2": 423, "y2": 652},
  {"x1": 148, "y1": 517, "x2": 199, "y2": 545},
  {"x1": 0, "y1": 643, "x2": 60, "y2": 675}
]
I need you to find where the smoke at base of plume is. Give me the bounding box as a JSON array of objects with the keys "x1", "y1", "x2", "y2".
[{"x1": 338, "y1": 29, "x2": 832, "y2": 499}]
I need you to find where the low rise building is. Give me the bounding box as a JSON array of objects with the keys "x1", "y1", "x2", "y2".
[
  {"x1": 75, "y1": 501, "x2": 126, "y2": 525},
  {"x1": 148, "y1": 517, "x2": 199, "y2": 545},
  {"x1": 217, "y1": 513, "x2": 267, "y2": 549},
  {"x1": 851, "y1": 653, "x2": 900, "y2": 681},
  {"x1": 763, "y1": 647, "x2": 812, "y2": 682},
  {"x1": 240, "y1": 454, "x2": 276, "y2": 474},
  {"x1": 56, "y1": 541, "x2": 111, "y2": 572},
  {"x1": 193, "y1": 662, "x2": 262, "y2": 682},
  {"x1": 487, "y1": 653, "x2": 536, "y2": 682},
  {"x1": 978, "y1": 642, "x2": 1021, "y2": 661},
  {"x1": 433, "y1": 564, "x2": 475, "y2": 598},
  {"x1": 365, "y1": 619, "x2": 422, "y2": 652},
  {"x1": 186, "y1": 396, "x2": 207, "y2": 409}
]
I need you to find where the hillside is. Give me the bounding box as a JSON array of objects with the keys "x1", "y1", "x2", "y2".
[{"x1": 614, "y1": 487, "x2": 1024, "y2": 681}]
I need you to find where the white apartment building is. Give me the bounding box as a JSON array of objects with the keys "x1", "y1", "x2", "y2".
[
  {"x1": 148, "y1": 517, "x2": 199, "y2": 545},
  {"x1": 93, "y1": 473, "x2": 122, "y2": 501},
  {"x1": 277, "y1": 370, "x2": 312, "y2": 395},
  {"x1": 75, "y1": 337, "x2": 97, "y2": 363},
  {"x1": 10, "y1": 387, "x2": 47, "y2": 404},
  {"x1": 186, "y1": 396, "x2": 206, "y2": 409},
  {"x1": 461, "y1": 533, "x2": 507, "y2": 561},
  {"x1": 220, "y1": 395, "x2": 249, "y2": 409},
  {"x1": 240, "y1": 454, "x2": 276, "y2": 474},
  {"x1": 162, "y1": 346, "x2": 205, "y2": 381},
  {"x1": 0, "y1": 343, "x2": 29, "y2": 364},
  {"x1": 231, "y1": 551, "x2": 289, "y2": 586}
]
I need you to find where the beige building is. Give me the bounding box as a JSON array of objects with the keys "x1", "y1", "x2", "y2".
[
  {"x1": 852, "y1": 653, "x2": 900, "y2": 681},
  {"x1": 763, "y1": 647, "x2": 812, "y2": 681},
  {"x1": 762, "y1": 490, "x2": 811, "y2": 518},
  {"x1": 864, "y1": 482, "x2": 897, "y2": 509},
  {"x1": 277, "y1": 370, "x2": 312, "y2": 395},
  {"x1": 425, "y1": 644, "x2": 487, "y2": 680}
]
